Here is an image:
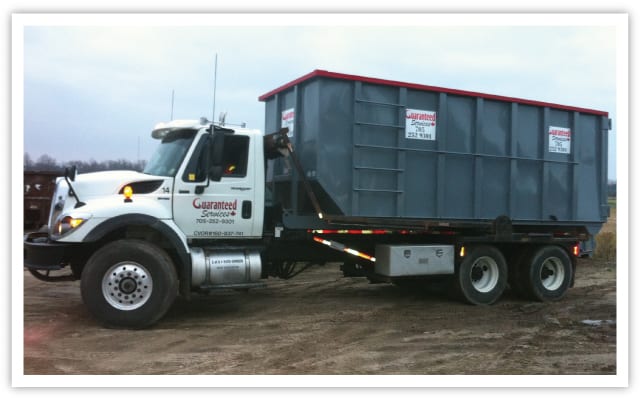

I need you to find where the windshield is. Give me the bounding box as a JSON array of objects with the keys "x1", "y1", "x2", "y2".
[{"x1": 143, "y1": 129, "x2": 197, "y2": 177}]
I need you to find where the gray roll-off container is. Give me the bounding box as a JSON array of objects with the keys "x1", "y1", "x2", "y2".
[{"x1": 260, "y1": 70, "x2": 610, "y2": 236}]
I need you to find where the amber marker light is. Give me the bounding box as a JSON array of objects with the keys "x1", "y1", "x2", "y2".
[
  {"x1": 123, "y1": 185, "x2": 133, "y2": 202},
  {"x1": 69, "y1": 218, "x2": 84, "y2": 229},
  {"x1": 55, "y1": 215, "x2": 88, "y2": 237}
]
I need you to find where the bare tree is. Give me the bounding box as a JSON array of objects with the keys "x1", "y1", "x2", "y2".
[
  {"x1": 24, "y1": 154, "x2": 147, "y2": 173},
  {"x1": 33, "y1": 154, "x2": 60, "y2": 171},
  {"x1": 24, "y1": 153, "x2": 147, "y2": 173},
  {"x1": 24, "y1": 152, "x2": 33, "y2": 169}
]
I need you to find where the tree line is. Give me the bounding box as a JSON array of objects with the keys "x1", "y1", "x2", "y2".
[{"x1": 24, "y1": 153, "x2": 146, "y2": 173}]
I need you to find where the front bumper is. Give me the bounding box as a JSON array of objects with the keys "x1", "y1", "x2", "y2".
[{"x1": 24, "y1": 231, "x2": 74, "y2": 271}]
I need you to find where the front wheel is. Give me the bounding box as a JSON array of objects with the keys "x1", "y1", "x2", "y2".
[
  {"x1": 453, "y1": 245, "x2": 507, "y2": 305},
  {"x1": 81, "y1": 239, "x2": 178, "y2": 329}
]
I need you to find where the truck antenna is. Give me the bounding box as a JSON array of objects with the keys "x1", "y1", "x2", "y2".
[
  {"x1": 212, "y1": 54, "x2": 218, "y2": 122},
  {"x1": 170, "y1": 89, "x2": 175, "y2": 120}
]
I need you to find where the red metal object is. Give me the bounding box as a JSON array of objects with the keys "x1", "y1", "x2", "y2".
[
  {"x1": 24, "y1": 171, "x2": 60, "y2": 229},
  {"x1": 258, "y1": 69, "x2": 608, "y2": 117},
  {"x1": 308, "y1": 229, "x2": 412, "y2": 235}
]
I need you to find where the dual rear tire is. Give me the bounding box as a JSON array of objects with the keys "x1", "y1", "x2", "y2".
[
  {"x1": 453, "y1": 244, "x2": 573, "y2": 305},
  {"x1": 453, "y1": 245, "x2": 507, "y2": 305},
  {"x1": 512, "y1": 245, "x2": 573, "y2": 301}
]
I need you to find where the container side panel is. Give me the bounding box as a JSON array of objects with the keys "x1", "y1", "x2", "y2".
[
  {"x1": 514, "y1": 160, "x2": 542, "y2": 220},
  {"x1": 446, "y1": 96, "x2": 474, "y2": 153},
  {"x1": 269, "y1": 87, "x2": 297, "y2": 180},
  {"x1": 538, "y1": 108, "x2": 574, "y2": 222},
  {"x1": 265, "y1": 98, "x2": 278, "y2": 134},
  {"x1": 282, "y1": 90, "x2": 296, "y2": 111},
  {"x1": 546, "y1": 163, "x2": 572, "y2": 221},
  {"x1": 357, "y1": 125, "x2": 397, "y2": 147},
  {"x1": 405, "y1": 152, "x2": 437, "y2": 217},
  {"x1": 480, "y1": 158, "x2": 510, "y2": 218},
  {"x1": 316, "y1": 79, "x2": 354, "y2": 215},
  {"x1": 360, "y1": 83, "x2": 399, "y2": 104},
  {"x1": 265, "y1": 98, "x2": 278, "y2": 185},
  {"x1": 516, "y1": 105, "x2": 541, "y2": 158},
  {"x1": 357, "y1": 102, "x2": 398, "y2": 126},
  {"x1": 576, "y1": 114, "x2": 600, "y2": 221},
  {"x1": 549, "y1": 109, "x2": 571, "y2": 128},
  {"x1": 358, "y1": 170, "x2": 397, "y2": 192},
  {"x1": 358, "y1": 147, "x2": 398, "y2": 169},
  {"x1": 406, "y1": 89, "x2": 439, "y2": 111},
  {"x1": 356, "y1": 145, "x2": 399, "y2": 217},
  {"x1": 442, "y1": 155, "x2": 474, "y2": 218},
  {"x1": 480, "y1": 100, "x2": 510, "y2": 156},
  {"x1": 299, "y1": 81, "x2": 320, "y2": 176},
  {"x1": 359, "y1": 192, "x2": 396, "y2": 216}
]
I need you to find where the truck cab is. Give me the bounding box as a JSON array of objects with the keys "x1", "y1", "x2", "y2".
[
  {"x1": 150, "y1": 120, "x2": 265, "y2": 240},
  {"x1": 24, "y1": 119, "x2": 268, "y2": 328}
]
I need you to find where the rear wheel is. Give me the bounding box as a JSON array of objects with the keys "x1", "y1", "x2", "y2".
[
  {"x1": 453, "y1": 245, "x2": 507, "y2": 305},
  {"x1": 81, "y1": 239, "x2": 178, "y2": 329},
  {"x1": 519, "y1": 245, "x2": 573, "y2": 301}
]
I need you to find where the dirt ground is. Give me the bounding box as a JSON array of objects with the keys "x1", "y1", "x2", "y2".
[{"x1": 23, "y1": 255, "x2": 616, "y2": 375}]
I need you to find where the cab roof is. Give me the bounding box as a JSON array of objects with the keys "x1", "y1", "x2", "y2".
[{"x1": 151, "y1": 118, "x2": 260, "y2": 139}]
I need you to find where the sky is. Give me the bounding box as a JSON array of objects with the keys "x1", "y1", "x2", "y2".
[{"x1": 21, "y1": 16, "x2": 618, "y2": 179}]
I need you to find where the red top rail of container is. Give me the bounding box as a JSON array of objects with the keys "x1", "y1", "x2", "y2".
[{"x1": 258, "y1": 69, "x2": 608, "y2": 117}]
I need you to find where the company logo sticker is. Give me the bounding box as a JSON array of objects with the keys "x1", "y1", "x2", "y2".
[{"x1": 192, "y1": 198, "x2": 238, "y2": 211}]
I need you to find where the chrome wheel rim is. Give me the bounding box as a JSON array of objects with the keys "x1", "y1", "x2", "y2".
[
  {"x1": 540, "y1": 257, "x2": 565, "y2": 291},
  {"x1": 102, "y1": 262, "x2": 153, "y2": 310},
  {"x1": 470, "y1": 256, "x2": 499, "y2": 293}
]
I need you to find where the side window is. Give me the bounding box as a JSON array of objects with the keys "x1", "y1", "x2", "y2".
[
  {"x1": 222, "y1": 135, "x2": 249, "y2": 178},
  {"x1": 181, "y1": 136, "x2": 209, "y2": 182},
  {"x1": 181, "y1": 134, "x2": 250, "y2": 182}
]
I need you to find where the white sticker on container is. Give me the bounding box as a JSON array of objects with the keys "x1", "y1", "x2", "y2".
[
  {"x1": 405, "y1": 109, "x2": 437, "y2": 141},
  {"x1": 548, "y1": 126, "x2": 572, "y2": 154},
  {"x1": 281, "y1": 108, "x2": 295, "y2": 138}
]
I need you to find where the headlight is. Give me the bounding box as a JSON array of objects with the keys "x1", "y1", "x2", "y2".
[{"x1": 52, "y1": 214, "x2": 90, "y2": 238}]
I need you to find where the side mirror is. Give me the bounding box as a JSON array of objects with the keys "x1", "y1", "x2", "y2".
[
  {"x1": 65, "y1": 165, "x2": 78, "y2": 182},
  {"x1": 208, "y1": 127, "x2": 225, "y2": 182}
]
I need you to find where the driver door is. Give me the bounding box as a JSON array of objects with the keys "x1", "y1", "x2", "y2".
[{"x1": 173, "y1": 133, "x2": 257, "y2": 239}]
